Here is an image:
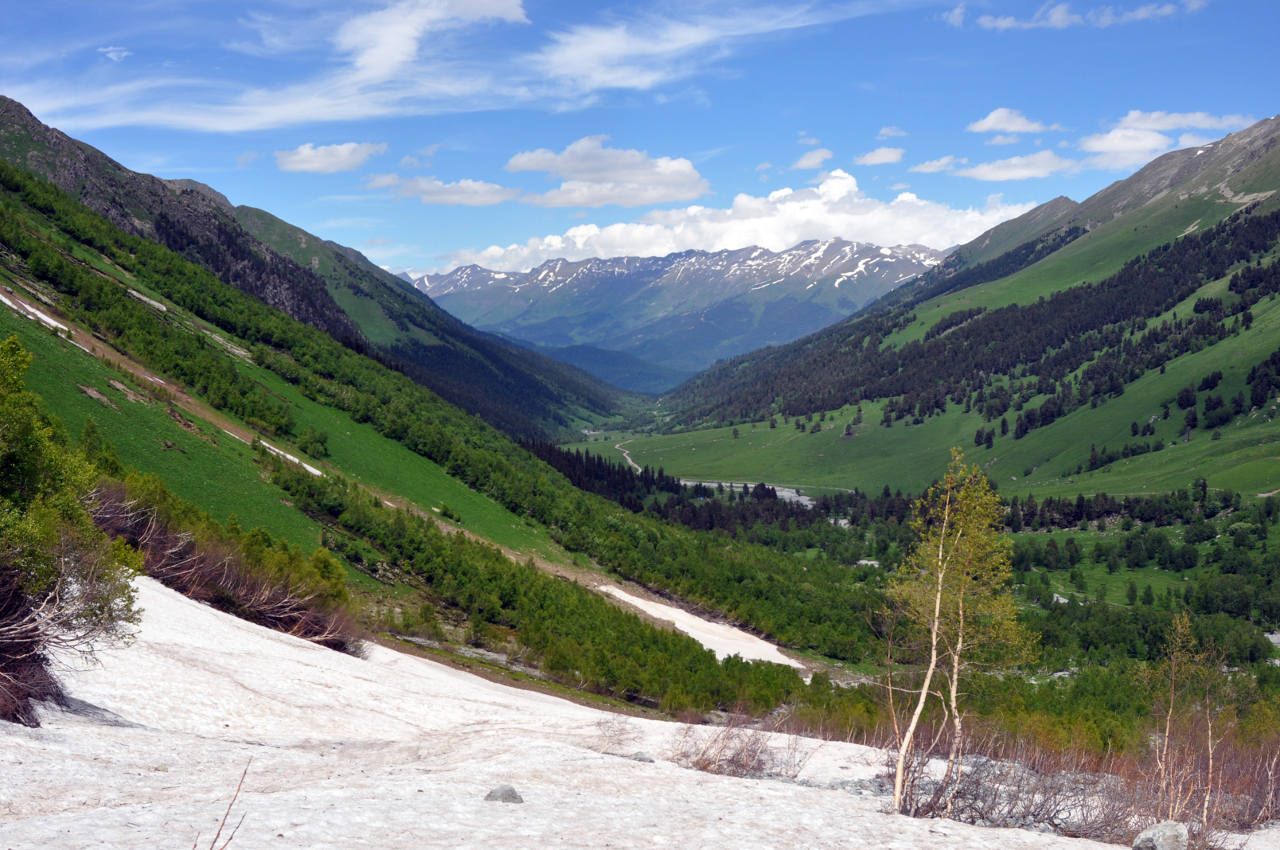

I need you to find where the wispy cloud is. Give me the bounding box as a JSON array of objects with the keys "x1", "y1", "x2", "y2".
[
  {"x1": 97, "y1": 46, "x2": 132, "y2": 62},
  {"x1": 22, "y1": 2, "x2": 924, "y2": 133},
  {"x1": 977, "y1": 1, "x2": 1205, "y2": 31},
  {"x1": 528, "y1": 3, "x2": 895, "y2": 98},
  {"x1": 275, "y1": 142, "x2": 388, "y2": 173},
  {"x1": 877, "y1": 125, "x2": 907, "y2": 140}
]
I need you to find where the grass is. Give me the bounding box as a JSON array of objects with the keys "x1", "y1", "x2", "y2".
[
  {"x1": 574, "y1": 275, "x2": 1280, "y2": 502},
  {"x1": 0, "y1": 303, "x2": 324, "y2": 549}
]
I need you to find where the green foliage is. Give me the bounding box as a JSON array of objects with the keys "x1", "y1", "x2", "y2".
[
  {"x1": 267, "y1": 457, "x2": 802, "y2": 711},
  {"x1": 0, "y1": 336, "x2": 138, "y2": 724}
]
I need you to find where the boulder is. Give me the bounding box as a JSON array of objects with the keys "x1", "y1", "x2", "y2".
[
  {"x1": 484, "y1": 784, "x2": 524, "y2": 803},
  {"x1": 1133, "y1": 821, "x2": 1188, "y2": 850}
]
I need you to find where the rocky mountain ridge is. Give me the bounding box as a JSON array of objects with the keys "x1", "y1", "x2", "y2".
[{"x1": 416, "y1": 240, "x2": 942, "y2": 383}]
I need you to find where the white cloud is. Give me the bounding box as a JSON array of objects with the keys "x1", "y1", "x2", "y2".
[
  {"x1": 98, "y1": 46, "x2": 132, "y2": 62},
  {"x1": 797, "y1": 132, "x2": 820, "y2": 146},
  {"x1": 235, "y1": 151, "x2": 259, "y2": 169},
  {"x1": 1177, "y1": 132, "x2": 1215, "y2": 148},
  {"x1": 1076, "y1": 110, "x2": 1252, "y2": 169},
  {"x1": 977, "y1": 1, "x2": 1203, "y2": 30},
  {"x1": 1078, "y1": 127, "x2": 1173, "y2": 168},
  {"x1": 877, "y1": 125, "x2": 907, "y2": 139},
  {"x1": 987, "y1": 134, "x2": 1020, "y2": 145},
  {"x1": 439, "y1": 169, "x2": 1035, "y2": 271},
  {"x1": 334, "y1": 0, "x2": 527, "y2": 85},
  {"x1": 943, "y1": 4, "x2": 966, "y2": 27},
  {"x1": 1115, "y1": 109, "x2": 1254, "y2": 131},
  {"x1": 791, "y1": 148, "x2": 833, "y2": 170},
  {"x1": 967, "y1": 107, "x2": 1062, "y2": 134},
  {"x1": 529, "y1": 5, "x2": 874, "y2": 96},
  {"x1": 274, "y1": 141, "x2": 388, "y2": 173},
  {"x1": 506, "y1": 135, "x2": 709, "y2": 207},
  {"x1": 954, "y1": 150, "x2": 1077, "y2": 180},
  {"x1": 890, "y1": 182, "x2": 910, "y2": 190},
  {"x1": 755, "y1": 162, "x2": 773, "y2": 171},
  {"x1": 909, "y1": 155, "x2": 966, "y2": 173},
  {"x1": 854, "y1": 147, "x2": 904, "y2": 165},
  {"x1": 374, "y1": 173, "x2": 521, "y2": 205},
  {"x1": 29, "y1": 3, "x2": 927, "y2": 134}
]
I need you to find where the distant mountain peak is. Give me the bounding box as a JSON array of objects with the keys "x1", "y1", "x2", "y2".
[{"x1": 415, "y1": 240, "x2": 943, "y2": 378}]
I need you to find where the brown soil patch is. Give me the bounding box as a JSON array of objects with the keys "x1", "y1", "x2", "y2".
[
  {"x1": 78, "y1": 384, "x2": 118, "y2": 409},
  {"x1": 108, "y1": 378, "x2": 149, "y2": 404}
]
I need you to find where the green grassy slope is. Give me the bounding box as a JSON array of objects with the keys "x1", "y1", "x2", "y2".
[{"x1": 577, "y1": 258, "x2": 1280, "y2": 499}]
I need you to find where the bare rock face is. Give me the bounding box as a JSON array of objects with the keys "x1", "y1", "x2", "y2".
[
  {"x1": 484, "y1": 784, "x2": 524, "y2": 803},
  {"x1": 1133, "y1": 821, "x2": 1188, "y2": 850}
]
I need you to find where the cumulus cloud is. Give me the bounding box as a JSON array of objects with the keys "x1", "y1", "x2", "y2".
[
  {"x1": 909, "y1": 155, "x2": 966, "y2": 173},
  {"x1": 791, "y1": 148, "x2": 833, "y2": 169},
  {"x1": 877, "y1": 125, "x2": 907, "y2": 139},
  {"x1": 978, "y1": 1, "x2": 1204, "y2": 30},
  {"x1": 1078, "y1": 127, "x2": 1174, "y2": 168},
  {"x1": 797, "y1": 132, "x2": 820, "y2": 146},
  {"x1": 1077, "y1": 110, "x2": 1252, "y2": 169},
  {"x1": 506, "y1": 135, "x2": 709, "y2": 207},
  {"x1": 954, "y1": 150, "x2": 1077, "y2": 181},
  {"x1": 967, "y1": 107, "x2": 1062, "y2": 134},
  {"x1": 371, "y1": 173, "x2": 520, "y2": 205},
  {"x1": 274, "y1": 141, "x2": 388, "y2": 173},
  {"x1": 942, "y1": 4, "x2": 966, "y2": 27},
  {"x1": 854, "y1": 147, "x2": 904, "y2": 165},
  {"x1": 439, "y1": 169, "x2": 1036, "y2": 271},
  {"x1": 98, "y1": 46, "x2": 132, "y2": 62},
  {"x1": 987, "y1": 134, "x2": 1020, "y2": 145}
]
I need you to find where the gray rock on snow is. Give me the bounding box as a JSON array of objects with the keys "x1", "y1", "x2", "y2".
[
  {"x1": 1133, "y1": 821, "x2": 1188, "y2": 850},
  {"x1": 484, "y1": 784, "x2": 524, "y2": 803},
  {"x1": 629, "y1": 752, "x2": 655, "y2": 763}
]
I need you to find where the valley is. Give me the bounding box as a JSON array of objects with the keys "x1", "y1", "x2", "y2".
[{"x1": 3, "y1": 82, "x2": 1280, "y2": 849}]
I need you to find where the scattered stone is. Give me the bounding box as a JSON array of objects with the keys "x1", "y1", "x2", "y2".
[
  {"x1": 484, "y1": 784, "x2": 523, "y2": 803},
  {"x1": 629, "y1": 752, "x2": 655, "y2": 763},
  {"x1": 1133, "y1": 821, "x2": 1188, "y2": 850}
]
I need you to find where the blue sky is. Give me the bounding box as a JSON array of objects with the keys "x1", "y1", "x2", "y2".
[{"x1": 3, "y1": 0, "x2": 1276, "y2": 273}]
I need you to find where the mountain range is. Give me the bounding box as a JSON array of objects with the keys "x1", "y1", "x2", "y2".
[{"x1": 416, "y1": 240, "x2": 942, "y2": 388}]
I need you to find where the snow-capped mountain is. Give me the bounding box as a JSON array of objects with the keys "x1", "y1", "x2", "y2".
[{"x1": 415, "y1": 240, "x2": 942, "y2": 382}]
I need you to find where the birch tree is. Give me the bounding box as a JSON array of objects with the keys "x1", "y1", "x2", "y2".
[{"x1": 887, "y1": 448, "x2": 1032, "y2": 814}]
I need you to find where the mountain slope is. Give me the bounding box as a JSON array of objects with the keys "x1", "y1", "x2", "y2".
[
  {"x1": 419, "y1": 240, "x2": 942, "y2": 381},
  {"x1": 0, "y1": 96, "x2": 630, "y2": 438},
  {"x1": 232, "y1": 205, "x2": 635, "y2": 435},
  {"x1": 664, "y1": 117, "x2": 1280, "y2": 428}
]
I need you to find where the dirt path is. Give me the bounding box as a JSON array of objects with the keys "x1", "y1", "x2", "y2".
[{"x1": 614, "y1": 439, "x2": 642, "y2": 472}]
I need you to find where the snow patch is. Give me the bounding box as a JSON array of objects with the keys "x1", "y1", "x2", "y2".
[{"x1": 0, "y1": 579, "x2": 1209, "y2": 850}]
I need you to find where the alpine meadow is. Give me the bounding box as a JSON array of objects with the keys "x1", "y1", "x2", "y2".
[{"x1": 3, "y1": 2, "x2": 1280, "y2": 849}]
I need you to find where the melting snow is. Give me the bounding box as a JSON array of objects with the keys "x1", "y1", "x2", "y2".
[
  {"x1": 0, "y1": 579, "x2": 1160, "y2": 850},
  {"x1": 601, "y1": 585, "x2": 803, "y2": 669}
]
